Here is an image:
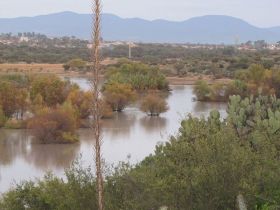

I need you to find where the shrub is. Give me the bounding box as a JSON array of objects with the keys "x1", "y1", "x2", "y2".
[
  {"x1": 100, "y1": 100, "x2": 114, "y2": 119},
  {"x1": 0, "y1": 162, "x2": 97, "y2": 210},
  {"x1": 103, "y1": 82, "x2": 136, "y2": 112},
  {"x1": 140, "y1": 94, "x2": 169, "y2": 116},
  {"x1": 28, "y1": 106, "x2": 78, "y2": 144},
  {"x1": 66, "y1": 58, "x2": 87, "y2": 71},
  {"x1": 67, "y1": 89, "x2": 93, "y2": 119}
]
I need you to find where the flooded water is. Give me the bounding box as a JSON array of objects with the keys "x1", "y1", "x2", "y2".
[{"x1": 0, "y1": 78, "x2": 227, "y2": 193}]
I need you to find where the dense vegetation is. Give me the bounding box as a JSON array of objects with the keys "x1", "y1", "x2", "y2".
[
  {"x1": 2, "y1": 35, "x2": 280, "y2": 80},
  {"x1": 1, "y1": 95, "x2": 279, "y2": 209},
  {"x1": 0, "y1": 75, "x2": 91, "y2": 143},
  {"x1": 194, "y1": 64, "x2": 280, "y2": 102},
  {"x1": 0, "y1": 67, "x2": 169, "y2": 142},
  {"x1": 0, "y1": 33, "x2": 89, "y2": 63},
  {"x1": 102, "y1": 61, "x2": 169, "y2": 112},
  {"x1": 104, "y1": 61, "x2": 169, "y2": 91}
]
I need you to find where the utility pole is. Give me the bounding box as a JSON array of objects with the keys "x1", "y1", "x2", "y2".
[
  {"x1": 128, "y1": 42, "x2": 132, "y2": 59},
  {"x1": 91, "y1": 0, "x2": 104, "y2": 210}
]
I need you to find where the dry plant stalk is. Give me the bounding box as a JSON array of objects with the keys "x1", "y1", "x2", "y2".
[{"x1": 91, "y1": 0, "x2": 104, "y2": 209}]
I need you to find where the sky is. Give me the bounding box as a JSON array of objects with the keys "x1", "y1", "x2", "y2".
[{"x1": 0, "y1": 0, "x2": 279, "y2": 28}]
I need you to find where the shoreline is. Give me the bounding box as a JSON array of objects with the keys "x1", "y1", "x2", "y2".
[{"x1": 0, "y1": 63, "x2": 232, "y2": 85}]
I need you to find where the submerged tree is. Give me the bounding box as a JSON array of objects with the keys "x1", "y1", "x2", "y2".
[
  {"x1": 140, "y1": 93, "x2": 169, "y2": 116},
  {"x1": 103, "y1": 82, "x2": 136, "y2": 112}
]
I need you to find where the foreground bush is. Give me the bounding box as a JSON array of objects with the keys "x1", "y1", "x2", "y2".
[
  {"x1": 28, "y1": 106, "x2": 78, "y2": 144},
  {"x1": 140, "y1": 93, "x2": 169, "y2": 116},
  {"x1": 0, "y1": 163, "x2": 97, "y2": 210}
]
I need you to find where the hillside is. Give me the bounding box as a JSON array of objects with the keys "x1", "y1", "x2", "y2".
[{"x1": 0, "y1": 11, "x2": 280, "y2": 44}]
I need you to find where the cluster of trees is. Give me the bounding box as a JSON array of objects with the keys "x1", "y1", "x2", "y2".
[
  {"x1": 194, "y1": 64, "x2": 280, "y2": 102},
  {"x1": 105, "y1": 61, "x2": 169, "y2": 91},
  {"x1": 102, "y1": 61, "x2": 169, "y2": 115},
  {"x1": 0, "y1": 74, "x2": 113, "y2": 143},
  {"x1": 0, "y1": 44, "x2": 90, "y2": 64},
  {"x1": 102, "y1": 44, "x2": 280, "y2": 77},
  {"x1": 0, "y1": 69, "x2": 170, "y2": 142},
  {"x1": 2, "y1": 37, "x2": 280, "y2": 80},
  {"x1": 1, "y1": 95, "x2": 279, "y2": 209}
]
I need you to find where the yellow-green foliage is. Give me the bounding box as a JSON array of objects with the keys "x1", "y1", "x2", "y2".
[
  {"x1": 105, "y1": 62, "x2": 169, "y2": 91},
  {"x1": 103, "y1": 82, "x2": 136, "y2": 112},
  {"x1": 140, "y1": 93, "x2": 169, "y2": 116}
]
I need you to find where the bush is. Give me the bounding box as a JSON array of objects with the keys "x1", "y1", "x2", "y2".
[
  {"x1": 66, "y1": 58, "x2": 87, "y2": 71},
  {"x1": 103, "y1": 82, "x2": 136, "y2": 112},
  {"x1": 28, "y1": 106, "x2": 78, "y2": 144},
  {"x1": 140, "y1": 93, "x2": 169, "y2": 116},
  {"x1": 67, "y1": 89, "x2": 93, "y2": 119},
  {"x1": 0, "y1": 162, "x2": 97, "y2": 210}
]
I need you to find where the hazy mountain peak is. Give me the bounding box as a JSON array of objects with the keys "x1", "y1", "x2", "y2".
[{"x1": 0, "y1": 12, "x2": 279, "y2": 44}]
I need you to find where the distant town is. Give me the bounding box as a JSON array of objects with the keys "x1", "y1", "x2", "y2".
[{"x1": 1, "y1": 32, "x2": 280, "y2": 51}]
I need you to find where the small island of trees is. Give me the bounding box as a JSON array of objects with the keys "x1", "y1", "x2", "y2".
[{"x1": 0, "y1": 61, "x2": 170, "y2": 144}]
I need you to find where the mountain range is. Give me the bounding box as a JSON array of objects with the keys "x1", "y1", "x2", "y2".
[{"x1": 0, "y1": 11, "x2": 280, "y2": 44}]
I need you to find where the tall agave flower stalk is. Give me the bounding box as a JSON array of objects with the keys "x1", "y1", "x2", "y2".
[{"x1": 91, "y1": 0, "x2": 104, "y2": 209}]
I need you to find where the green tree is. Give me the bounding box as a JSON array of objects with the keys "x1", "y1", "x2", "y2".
[
  {"x1": 0, "y1": 81, "x2": 27, "y2": 118},
  {"x1": 30, "y1": 75, "x2": 70, "y2": 107}
]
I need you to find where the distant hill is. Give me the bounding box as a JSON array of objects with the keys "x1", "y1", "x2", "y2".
[{"x1": 0, "y1": 11, "x2": 280, "y2": 44}]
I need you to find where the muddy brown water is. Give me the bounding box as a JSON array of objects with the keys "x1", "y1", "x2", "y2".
[{"x1": 0, "y1": 78, "x2": 227, "y2": 193}]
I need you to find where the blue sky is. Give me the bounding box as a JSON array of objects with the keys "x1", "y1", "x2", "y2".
[{"x1": 0, "y1": 0, "x2": 279, "y2": 27}]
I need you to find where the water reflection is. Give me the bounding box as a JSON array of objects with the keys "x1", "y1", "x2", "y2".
[
  {"x1": 102, "y1": 111, "x2": 137, "y2": 140},
  {"x1": 0, "y1": 129, "x2": 31, "y2": 166},
  {"x1": 24, "y1": 143, "x2": 80, "y2": 170},
  {"x1": 140, "y1": 116, "x2": 167, "y2": 133},
  {"x1": 0, "y1": 84, "x2": 228, "y2": 193},
  {"x1": 0, "y1": 129, "x2": 80, "y2": 170},
  {"x1": 193, "y1": 101, "x2": 227, "y2": 119}
]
